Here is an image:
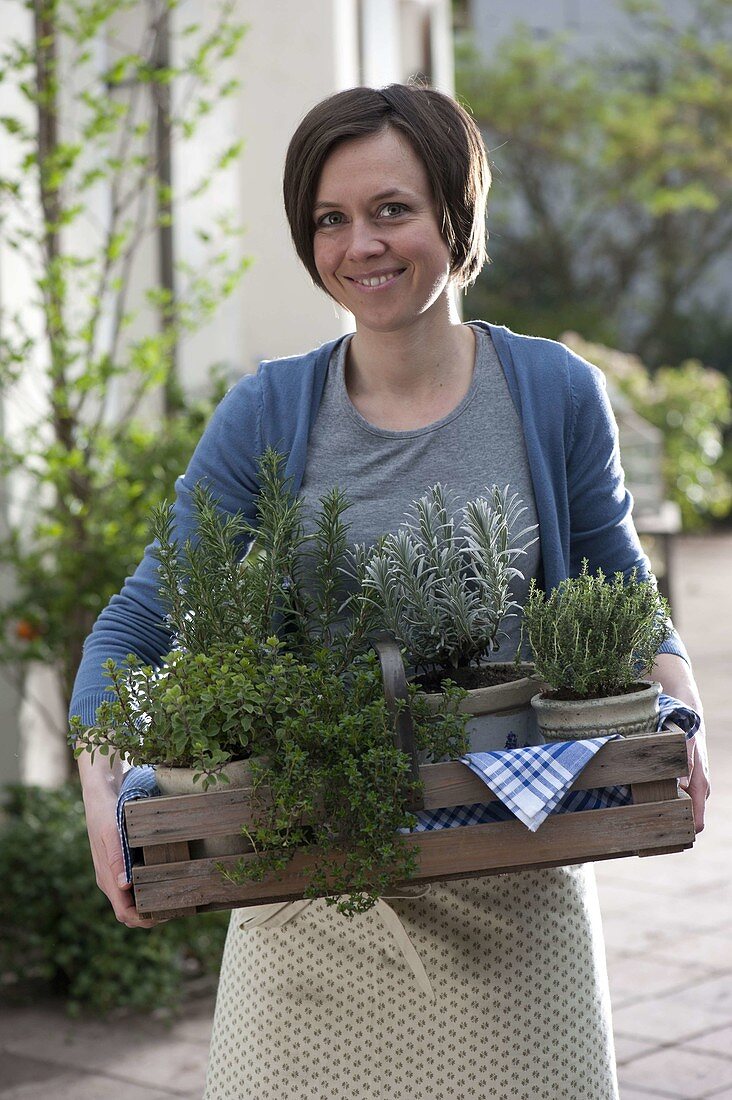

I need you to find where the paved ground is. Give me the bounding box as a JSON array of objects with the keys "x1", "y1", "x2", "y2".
[
  {"x1": 595, "y1": 534, "x2": 732, "y2": 1100},
  {"x1": 0, "y1": 534, "x2": 730, "y2": 1099}
]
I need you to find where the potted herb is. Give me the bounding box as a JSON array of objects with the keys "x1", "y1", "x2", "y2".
[
  {"x1": 522, "y1": 561, "x2": 671, "y2": 740},
  {"x1": 222, "y1": 644, "x2": 467, "y2": 916},
  {"x1": 357, "y1": 483, "x2": 540, "y2": 752},
  {"x1": 71, "y1": 449, "x2": 468, "y2": 910}
]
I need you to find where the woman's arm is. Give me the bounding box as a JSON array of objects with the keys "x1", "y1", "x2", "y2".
[
  {"x1": 651, "y1": 651, "x2": 710, "y2": 834},
  {"x1": 71, "y1": 369, "x2": 266, "y2": 925},
  {"x1": 77, "y1": 751, "x2": 156, "y2": 928},
  {"x1": 563, "y1": 349, "x2": 709, "y2": 833}
]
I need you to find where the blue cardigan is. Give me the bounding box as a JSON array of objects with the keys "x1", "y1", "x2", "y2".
[{"x1": 69, "y1": 322, "x2": 687, "y2": 726}]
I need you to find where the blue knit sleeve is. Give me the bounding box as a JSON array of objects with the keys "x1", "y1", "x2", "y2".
[
  {"x1": 68, "y1": 370, "x2": 265, "y2": 728},
  {"x1": 565, "y1": 354, "x2": 643, "y2": 579},
  {"x1": 566, "y1": 350, "x2": 689, "y2": 664}
]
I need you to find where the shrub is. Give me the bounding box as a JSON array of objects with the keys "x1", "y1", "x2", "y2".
[
  {"x1": 0, "y1": 784, "x2": 228, "y2": 1017},
  {"x1": 562, "y1": 333, "x2": 732, "y2": 530}
]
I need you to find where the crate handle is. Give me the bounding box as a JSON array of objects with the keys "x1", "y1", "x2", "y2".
[{"x1": 372, "y1": 633, "x2": 424, "y2": 810}]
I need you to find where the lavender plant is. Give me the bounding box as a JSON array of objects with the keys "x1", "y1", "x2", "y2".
[{"x1": 359, "y1": 484, "x2": 537, "y2": 676}]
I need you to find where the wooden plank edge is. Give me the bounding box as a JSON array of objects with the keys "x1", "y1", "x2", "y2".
[
  {"x1": 132, "y1": 798, "x2": 695, "y2": 914},
  {"x1": 125, "y1": 731, "x2": 689, "y2": 846}
]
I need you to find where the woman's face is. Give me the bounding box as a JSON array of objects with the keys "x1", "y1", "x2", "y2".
[{"x1": 312, "y1": 127, "x2": 452, "y2": 335}]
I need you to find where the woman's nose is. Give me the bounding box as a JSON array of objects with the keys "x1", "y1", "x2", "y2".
[{"x1": 346, "y1": 219, "x2": 387, "y2": 260}]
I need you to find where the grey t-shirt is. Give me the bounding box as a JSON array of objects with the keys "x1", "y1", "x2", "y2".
[{"x1": 298, "y1": 323, "x2": 540, "y2": 661}]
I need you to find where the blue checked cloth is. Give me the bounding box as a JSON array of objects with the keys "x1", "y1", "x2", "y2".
[
  {"x1": 116, "y1": 693, "x2": 700, "y2": 880},
  {"x1": 117, "y1": 765, "x2": 159, "y2": 882},
  {"x1": 403, "y1": 691, "x2": 700, "y2": 835}
]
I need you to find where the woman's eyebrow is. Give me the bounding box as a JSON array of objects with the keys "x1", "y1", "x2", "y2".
[{"x1": 313, "y1": 188, "x2": 415, "y2": 211}]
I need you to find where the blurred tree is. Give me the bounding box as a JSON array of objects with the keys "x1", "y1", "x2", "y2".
[
  {"x1": 563, "y1": 333, "x2": 732, "y2": 530},
  {"x1": 0, "y1": 0, "x2": 248, "y2": 770},
  {"x1": 457, "y1": 0, "x2": 732, "y2": 374}
]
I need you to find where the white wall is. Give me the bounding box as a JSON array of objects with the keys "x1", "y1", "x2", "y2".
[
  {"x1": 175, "y1": 0, "x2": 455, "y2": 383},
  {"x1": 172, "y1": 0, "x2": 360, "y2": 385},
  {"x1": 0, "y1": 3, "x2": 48, "y2": 787}
]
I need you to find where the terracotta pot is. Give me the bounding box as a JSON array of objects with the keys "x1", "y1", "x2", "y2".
[
  {"x1": 154, "y1": 758, "x2": 255, "y2": 858},
  {"x1": 421, "y1": 662, "x2": 544, "y2": 755},
  {"x1": 530, "y1": 680, "x2": 662, "y2": 742}
]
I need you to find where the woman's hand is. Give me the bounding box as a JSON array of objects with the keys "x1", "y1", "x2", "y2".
[
  {"x1": 651, "y1": 652, "x2": 711, "y2": 833},
  {"x1": 679, "y1": 726, "x2": 711, "y2": 834},
  {"x1": 78, "y1": 752, "x2": 156, "y2": 929}
]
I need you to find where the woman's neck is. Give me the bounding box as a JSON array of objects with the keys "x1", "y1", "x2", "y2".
[
  {"x1": 344, "y1": 307, "x2": 477, "y2": 431},
  {"x1": 346, "y1": 308, "x2": 474, "y2": 404}
]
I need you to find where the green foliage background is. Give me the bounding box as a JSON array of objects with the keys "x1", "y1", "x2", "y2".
[
  {"x1": 563, "y1": 334, "x2": 732, "y2": 531},
  {"x1": 0, "y1": 784, "x2": 228, "y2": 1016},
  {"x1": 455, "y1": 0, "x2": 732, "y2": 526},
  {"x1": 0, "y1": 382, "x2": 227, "y2": 711}
]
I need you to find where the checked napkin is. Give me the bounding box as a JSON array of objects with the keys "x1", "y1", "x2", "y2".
[
  {"x1": 408, "y1": 691, "x2": 700, "y2": 835},
  {"x1": 460, "y1": 736, "x2": 623, "y2": 832},
  {"x1": 116, "y1": 764, "x2": 158, "y2": 882}
]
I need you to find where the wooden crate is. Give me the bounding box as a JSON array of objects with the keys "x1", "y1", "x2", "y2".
[{"x1": 126, "y1": 729, "x2": 694, "y2": 921}]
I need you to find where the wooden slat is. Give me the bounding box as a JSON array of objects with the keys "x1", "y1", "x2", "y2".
[
  {"x1": 137, "y1": 841, "x2": 197, "y2": 920},
  {"x1": 132, "y1": 796, "x2": 694, "y2": 915},
  {"x1": 632, "y1": 776, "x2": 686, "y2": 857},
  {"x1": 126, "y1": 785, "x2": 273, "y2": 846},
  {"x1": 125, "y1": 732, "x2": 688, "y2": 847},
  {"x1": 421, "y1": 731, "x2": 686, "y2": 809}
]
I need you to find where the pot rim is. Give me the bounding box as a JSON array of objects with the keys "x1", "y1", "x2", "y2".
[
  {"x1": 419, "y1": 661, "x2": 538, "y2": 701},
  {"x1": 153, "y1": 757, "x2": 258, "y2": 790},
  {"x1": 531, "y1": 679, "x2": 662, "y2": 709}
]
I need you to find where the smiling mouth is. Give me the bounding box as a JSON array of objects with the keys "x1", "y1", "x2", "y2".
[{"x1": 346, "y1": 269, "x2": 406, "y2": 289}]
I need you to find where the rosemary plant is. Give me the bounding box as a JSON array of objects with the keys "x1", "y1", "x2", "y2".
[
  {"x1": 522, "y1": 561, "x2": 671, "y2": 699},
  {"x1": 151, "y1": 447, "x2": 376, "y2": 665},
  {"x1": 358, "y1": 484, "x2": 537, "y2": 676}
]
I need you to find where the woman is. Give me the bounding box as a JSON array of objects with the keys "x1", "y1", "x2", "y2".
[{"x1": 71, "y1": 84, "x2": 709, "y2": 1100}]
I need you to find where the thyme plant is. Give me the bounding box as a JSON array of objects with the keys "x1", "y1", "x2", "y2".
[
  {"x1": 223, "y1": 650, "x2": 467, "y2": 917},
  {"x1": 359, "y1": 484, "x2": 537, "y2": 676},
  {"x1": 522, "y1": 561, "x2": 671, "y2": 700}
]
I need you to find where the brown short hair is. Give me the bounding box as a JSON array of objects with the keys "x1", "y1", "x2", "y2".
[{"x1": 283, "y1": 84, "x2": 490, "y2": 292}]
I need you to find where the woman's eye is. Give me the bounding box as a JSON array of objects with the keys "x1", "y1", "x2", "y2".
[
  {"x1": 317, "y1": 211, "x2": 344, "y2": 227},
  {"x1": 380, "y1": 202, "x2": 407, "y2": 218}
]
